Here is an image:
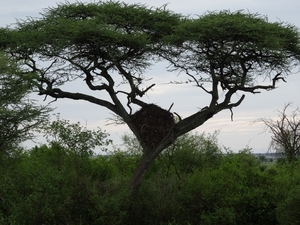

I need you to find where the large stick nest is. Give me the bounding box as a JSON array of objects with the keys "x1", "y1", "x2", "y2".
[{"x1": 131, "y1": 104, "x2": 175, "y2": 151}]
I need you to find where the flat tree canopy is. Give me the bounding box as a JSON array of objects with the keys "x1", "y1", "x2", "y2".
[{"x1": 1, "y1": 2, "x2": 300, "y2": 189}]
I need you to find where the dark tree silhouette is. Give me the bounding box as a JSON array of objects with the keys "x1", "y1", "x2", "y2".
[
  {"x1": 1, "y1": 2, "x2": 300, "y2": 189},
  {"x1": 259, "y1": 103, "x2": 300, "y2": 162},
  {"x1": 0, "y1": 52, "x2": 50, "y2": 158}
]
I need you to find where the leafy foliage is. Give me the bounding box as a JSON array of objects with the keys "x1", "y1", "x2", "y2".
[
  {"x1": 43, "y1": 115, "x2": 112, "y2": 156},
  {"x1": 2, "y1": 4, "x2": 300, "y2": 224},
  {"x1": 2, "y1": 1, "x2": 300, "y2": 189},
  {"x1": 0, "y1": 52, "x2": 50, "y2": 158},
  {"x1": 165, "y1": 10, "x2": 300, "y2": 84},
  {"x1": 1, "y1": 132, "x2": 300, "y2": 224}
]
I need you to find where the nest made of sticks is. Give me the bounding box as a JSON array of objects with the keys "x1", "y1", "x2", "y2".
[{"x1": 130, "y1": 104, "x2": 175, "y2": 151}]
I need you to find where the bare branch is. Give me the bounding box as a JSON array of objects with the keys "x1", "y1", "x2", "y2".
[{"x1": 257, "y1": 102, "x2": 300, "y2": 162}]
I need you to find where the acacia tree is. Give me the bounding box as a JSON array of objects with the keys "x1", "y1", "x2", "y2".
[
  {"x1": 1, "y1": 2, "x2": 300, "y2": 189},
  {"x1": 259, "y1": 103, "x2": 300, "y2": 162}
]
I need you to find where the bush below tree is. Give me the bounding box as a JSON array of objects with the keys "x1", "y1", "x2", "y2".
[{"x1": 0, "y1": 133, "x2": 300, "y2": 224}]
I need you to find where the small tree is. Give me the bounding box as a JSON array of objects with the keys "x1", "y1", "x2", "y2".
[
  {"x1": 43, "y1": 115, "x2": 112, "y2": 156},
  {"x1": 259, "y1": 103, "x2": 300, "y2": 162},
  {"x1": 1, "y1": 2, "x2": 300, "y2": 189},
  {"x1": 0, "y1": 52, "x2": 50, "y2": 158}
]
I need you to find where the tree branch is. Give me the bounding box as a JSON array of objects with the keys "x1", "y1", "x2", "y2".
[{"x1": 39, "y1": 88, "x2": 120, "y2": 115}]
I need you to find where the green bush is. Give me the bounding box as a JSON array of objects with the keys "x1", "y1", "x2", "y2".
[
  {"x1": 277, "y1": 186, "x2": 300, "y2": 225},
  {"x1": 2, "y1": 132, "x2": 300, "y2": 224},
  {"x1": 0, "y1": 144, "x2": 129, "y2": 224}
]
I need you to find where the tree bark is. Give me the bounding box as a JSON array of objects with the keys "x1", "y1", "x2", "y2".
[
  {"x1": 129, "y1": 98, "x2": 247, "y2": 190},
  {"x1": 130, "y1": 107, "x2": 215, "y2": 190},
  {"x1": 130, "y1": 153, "x2": 154, "y2": 190}
]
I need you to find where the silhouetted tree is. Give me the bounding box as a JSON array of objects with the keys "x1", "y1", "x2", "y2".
[
  {"x1": 1, "y1": 2, "x2": 300, "y2": 189},
  {"x1": 259, "y1": 103, "x2": 300, "y2": 162},
  {"x1": 0, "y1": 52, "x2": 50, "y2": 158}
]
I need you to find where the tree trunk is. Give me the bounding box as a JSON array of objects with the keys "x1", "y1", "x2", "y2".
[
  {"x1": 129, "y1": 106, "x2": 239, "y2": 190},
  {"x1": 130, "y1": 153, "x2": 155, "y2": 190},
  {"x1": 129, "y1": 108, "x2": 217, "y2": 190}
]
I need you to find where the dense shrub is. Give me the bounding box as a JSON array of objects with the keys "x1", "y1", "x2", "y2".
[
  {"x1": 277, "y1": 186, "x2": 300, "y2": 225},
  {"x1": 1, "y1": 133, "x2": 300, "y2": 224}
]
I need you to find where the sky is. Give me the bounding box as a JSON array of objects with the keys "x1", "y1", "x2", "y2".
[{"x1": 1, "y1": 0, "x2": 300, "y2": 153}]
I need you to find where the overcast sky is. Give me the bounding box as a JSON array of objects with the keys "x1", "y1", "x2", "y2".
[{"x1": 1, "y1": 0, "x2": 300, "y2": 153}]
